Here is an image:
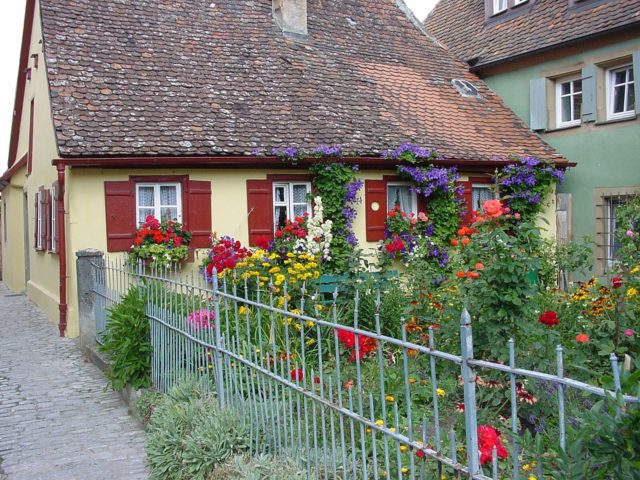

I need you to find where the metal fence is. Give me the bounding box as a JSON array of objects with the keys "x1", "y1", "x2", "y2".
[{"x1": 91, "y1": 258, "x2": 638, "y2": 480}]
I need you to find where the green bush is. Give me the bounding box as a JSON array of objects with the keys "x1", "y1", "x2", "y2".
[
  {"x1": 99, "y1": 286, "x2": 152, "y2": 390},
  {"x1": 144, "y1": 381, "x2": 250, "y2": 480},
  {"x1": 208, "y1": 454, "x2": 312, "y2": 479}
]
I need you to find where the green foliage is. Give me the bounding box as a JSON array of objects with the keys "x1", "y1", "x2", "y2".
[
  {"x1": 208, "y1": 454, "x2": 312, "y2": 479},
  {"x1": 145, "y1": 381, "x2": 250, "y2": 480},
  {"x1": 99, "y1": 286, "x2": 152, "y2": 390},
  {"x1": 537, "y1": 237, "x2": 593, "y2": 288},
  {"x1": 615, "y1": 195, "x2": 640, "y2": 267},
  {"x1": 309, "y1": 162, "x2": 360, "y2": 273},
  {"x1": 136, "y1": 389, "x2": 163, "y2": 426}
]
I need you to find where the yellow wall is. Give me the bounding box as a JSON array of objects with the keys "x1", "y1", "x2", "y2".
[{"x1": 2, "y1": 0, "x2": 62, "y2": 327}]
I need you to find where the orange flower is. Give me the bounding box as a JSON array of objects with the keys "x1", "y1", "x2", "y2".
[
  {"x1": 575, "y1": 333, "x2": 590, "y2": 343},
  {"x1": 470, "y1": 272, "x2": 480, "y2": 279},
  {"x1": 483, "y1": 199, "x2": 504, "y2": 218},
  {"x1": 450, "y1": 238, "x2": 458, "y2": 247},
  {"x1": 461, "y1": 237, "x2": 471, "y2": 246},
  {"x1": 456, "y1": 271, "x2": 465, "y2": 278},
  {"x1": 466, "y1": 271, "x2": 474, "y2": 278},
  {"x1": 475, "y1": 263, "x2": 484, "y2": 270},
  {"x1": 457, "y1": 228, "x2": 466, "y2": 237}
]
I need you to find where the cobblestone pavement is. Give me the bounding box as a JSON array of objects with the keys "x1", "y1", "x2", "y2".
[{"x1": 0, "y1": 283, "x2": 148, "y2": 480}]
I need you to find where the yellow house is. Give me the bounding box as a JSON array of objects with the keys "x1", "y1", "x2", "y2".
[{"x1": 0, "y1": 0, "x2": 566, "y2": 338}]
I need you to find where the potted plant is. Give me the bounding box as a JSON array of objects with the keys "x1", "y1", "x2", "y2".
[{"x1": 130, "y1": 215, "x2": 192, "y2": 268}]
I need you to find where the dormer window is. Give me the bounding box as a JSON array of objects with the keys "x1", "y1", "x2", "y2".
[{"x1": 488, "y1": 0, "x2": 530, "y2": 17}]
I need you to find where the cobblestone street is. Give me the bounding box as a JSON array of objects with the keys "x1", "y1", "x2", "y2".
[{"x1": 0, "y1": 283, "x2": 148, "y2": 480}]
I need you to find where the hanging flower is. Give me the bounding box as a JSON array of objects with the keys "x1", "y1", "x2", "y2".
[{"x1": 538, "y1": 310, "x2": 559, "y2": 328}]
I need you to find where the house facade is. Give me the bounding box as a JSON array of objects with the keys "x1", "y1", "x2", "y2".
[
  {"x1": 1, "y1": 0, "x2": 563, "y2": 337},
  {"x1": 426, "y1": 0, "x2": 640, "y2": 276}
]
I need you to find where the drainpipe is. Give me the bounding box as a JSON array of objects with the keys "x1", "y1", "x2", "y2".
[{"x1": 56, "y1": 163, "x2": 67, "y2": 336}]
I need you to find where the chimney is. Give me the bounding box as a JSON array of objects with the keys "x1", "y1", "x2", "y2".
[{"x1": 273, "y1": 0, "x2": 308, "y2": 36}]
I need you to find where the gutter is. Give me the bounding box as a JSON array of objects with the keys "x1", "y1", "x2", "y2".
[
  {"x1": 56, "y1": 164, "x2": 67, "y2": 336},
  {"x1": 470, "y1": 21, "x2": 640, "y2": 73},
  {"x1": 52, "y1": 155, "x2": 573, "y2": 171}
]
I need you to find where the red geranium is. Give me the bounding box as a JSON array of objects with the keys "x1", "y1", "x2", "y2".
[
  {"x1": 336, "y1": 329, "x2": 378, "y2": 362},
  {"x1": 477, "y1": 425, "x2": 508, "y2": 465},
  {"x1": 538, "y1": 310, "x2": 559, "y2": 328},
  {"x1": 290, "y1": 368, "x2": 304, "y2": 381}
]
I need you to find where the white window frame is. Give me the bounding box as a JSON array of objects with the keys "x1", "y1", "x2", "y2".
[
  {"x1": 35, "y1": 190, "x2": 43, "y2": 250},
  {"x1": 606, "y1": 64, "x2": 635, "y2": 120},
  {"x1": 493, "y1": 0, "x2": 508, "y2": 13},
  {"x1": 272, "y1": 182, "x2": 311, "y2": 231},
  {"x1": 135, "y1": 183, "x2": 182, "y2": 226},
  {"x1": 513, "y1": 0, "x2": 528, "y2": 4},
  {"x1": 387, "y1": 183, "x2": 418, "y2": 216},
  {"x1": 555, "y1": 75, "x2": 583, "y2": 128}
]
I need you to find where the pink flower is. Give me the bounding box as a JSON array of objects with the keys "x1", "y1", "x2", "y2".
[
  {"x1": 514, "y1": 212, "x2": 521, "y2": 220},
  {"x1": 418, "y1": 212, "x2": 428, "y2": 222},
  {"x1": 482, "y1": 199, "x2": 504, "y2": 219},
  {"x1": 624, "y1": 329, "x2": 634, "y2": 337},
  {"x1": 186, "y1": 309, "x2": 215, "y2": 331},
  {"x1": 627, "y1": 230, "x2": 635, "y2": 237}
]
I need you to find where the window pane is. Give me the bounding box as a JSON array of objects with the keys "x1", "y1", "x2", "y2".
[
  {"x1": 573, "y1": 92, "x2": 582, "y2": 120},
  {"x1": 573, "y1": 79, "x2": 582, "y2": 94},
  {"x1": 629, "y1": 68, "x2": 634, "y2": 82},
  {"x1": 614, "y1": 70, "x2": 626, "y2": 85},
  {"x1": 274, "y1": 206, "x2": 288, "y2": 230},
  {"x1": 292, "y1": 184, "x2": 308, "y2": 203},
  {"x1": 138, "y1": 186, "x2": 154, "y2": 207},
  {"x1": 139, "y1": 208, "x2": 155, "y2": 225},
  {"x1": 561, "y1": 82, "x2": 571, "y2": 95},
  {"x1": 160, "y1": 185, "x2": 177, "y2": 206},
  {"x1": 160, "y1": 207, "x2": 178, "y2": 222},
  {"x1": 293, "y1": 204, "x2": 308, "y2": 218},
  {"x1": 561, "y1": 96, "x2": 571, "y2": 122},
  {"x1": 613, "y1": 85, "x2": 626, "y2": 113},
  {"x1": 274, "y1": 186, "x2": 286, "y2": 203},
  {"x1": 472, "y1": 186, "x2": 493, "y2": 211},
  {"x1": 387, "y1": 186, "x2": 414, "y2": 213},
  {"x1": 627, "y1": 85, "x2": 635, "y2": 112}
]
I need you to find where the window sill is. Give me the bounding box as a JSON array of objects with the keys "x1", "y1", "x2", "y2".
[
  {"x1": 595, "y1": 114, "x2": 638, "y2": 126},
  {"x1": 543, "y1": 124, "x2": 582, "y2": 133}
]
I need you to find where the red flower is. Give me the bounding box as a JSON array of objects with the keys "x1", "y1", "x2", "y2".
[
  {"x1": 475, "y1": 263, "x2": 485, "y2": 270},
  {"x1": 538, "y1": 310, "x2": 559, "y2": 328},
  {"x1": 313, "y1": 376, "x2": 321, "y2": 384},
  {"x1": 255, "y1": 236, "x2": 271, "y2": 250},
  {"x1": 477, "y1": 425, "x2": 508, "y2": 465},
  {"x1": 611, "y1": 277, "x2": 623, "y2": 289},
  {"x1": 290, "y1": 368, "x2": 304, "y2": 381},
  {"x1": 275, "y1": 230, "x2": 283, "y2": 238},
  {"x1": 450, "y1": 238, "x2": 458, "y2": 247},
  {"x1": 336, "y1": 329, "x2": 356, "y2": 348},
  {"x1": 456, "y1": 271, "x2": 465, "y2": 279},
  {"x1": 575, "y1": 333, "x2": 590, "y2": 343},
  {"x1": 461, "y1": 237, "x2": 470, "y2": 246}
]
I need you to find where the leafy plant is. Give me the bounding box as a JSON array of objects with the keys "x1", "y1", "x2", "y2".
[
  {"x1": 130, "y1": 215, "x2": 192, "y2": 268},
  {"x1": 99, "y1": 286, "x2": 152, "y2": 390},
  {"x1": 208, "y1": 454, "x2": 312, "y2": 479}
]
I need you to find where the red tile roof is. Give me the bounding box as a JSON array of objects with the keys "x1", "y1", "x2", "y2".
[
  {"x1": 425, "y1": 0, "x2": 640, "y2": 68},
  {"x1": 39, "y1": 0, "x2": 561, "y2": 162}
]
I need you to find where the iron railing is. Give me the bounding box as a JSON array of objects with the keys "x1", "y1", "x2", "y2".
[{"x1": 91, "y1": 258, "x2": 638, "y2": 480}]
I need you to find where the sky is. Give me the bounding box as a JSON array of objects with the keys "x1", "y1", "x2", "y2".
[{"x1": 0, "y1": 0, "x2": 438, "y2": 167}]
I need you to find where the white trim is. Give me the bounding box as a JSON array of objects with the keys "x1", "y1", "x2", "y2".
[
  {"x1": 555, "y1": 74, "x2": 583, "y2": 128},
  {"x1": 272, "y1": 182, "x2": 312, "y2": 231},
  {"x1": 135, "y1": 182, "x2": 182, "y2": 225},
  {"x1": 386, "y1": 182, "x2": 418, "y2": 215},
  {"x1": 606, "y1": 64, "x2": 635, "y2": 120},
  {"x1": 513, "y1": 0, "x2": 528, "y2": 5},
  {"x1": 493, "y1": 0, "x2": 507, "y2": 13}
]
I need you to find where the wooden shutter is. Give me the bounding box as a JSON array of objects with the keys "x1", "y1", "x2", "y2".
[
  {"x1": 633, "y1": 51, "x2": 640, "y2": 115},
  {"x1": 185, "y1": 180, "x2": 212, "y2": 248},
  {"x1": 247, "y1": 179, "x2": 274, "y2": 246},
  {"x1": 365, "y1": 179, "x2": 387, "y2": 242},
  {"x1": 43, "y1": 189, "x2": 51, "y2": 251},
  {"x1": 104, "y1": 181, "x2": 135, "y2": 252},
  {"x1": 33, "y1": 191, "x2": 39, "y2": 249},
  {"x1": 581, "y1": 65, "x2": 596, "y2": 123},
  {"x1": 51, "y1": 182, "x2": 58, "y2": 253},
  {"x1": 529, "y1": 77, "x2": 547, "y2": 131},
  {"x1": 457, "y1": 180, "x2": 473, "y2": 226}
]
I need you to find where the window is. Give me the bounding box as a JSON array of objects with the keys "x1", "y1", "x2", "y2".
[
  {"x1": 493, "y1": 0, "x2": 507, "y2": 13},
  {"x1": 488, "y1": 0, "x2": 529, "y2": 16},
  {"x1": 136, "y1": 183, "x2": 182, "y2": 225},
  {"x1": 607, "y1": 65, "x2": 635, "y2": 120},
  {"x1": 471, "y1": 184, "x2": 496, "y2": 212},
  {"x1": 556, "y1": 75, "x2": 583, "y2": 127},
  {"x1": 273, "y1": 182, "x2": 311, "y2": 230},
  {"x1": 387, "y1": 184, "x2": 417, "y2": 215},
  {"x1": 35, "y1": 190, "x2": 43, "y2": 251}
]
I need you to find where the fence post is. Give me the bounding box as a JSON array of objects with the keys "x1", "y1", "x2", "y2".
[
  {"x1": 75, "y1": 249, "x2": 104, "y2": 351},
  {"x1": 212, "y1": 268, "x2": 225, "y2": 408},
  {"x1": 460, "y1": 308, "x2": 480, "y2": 478}
]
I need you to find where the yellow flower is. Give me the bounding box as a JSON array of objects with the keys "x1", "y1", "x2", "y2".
[
  {"x1": 305, "y1": 320, "x2": 315, "y2": 328},
  {"x1": 294, "y1": 323, "x2": 302, "y2": 331},
  {"x1": 528, "y1": 476, "x2": 536, "y2": 480},
  {"x1": 375, "y1": 419, "x2": 384, "y2": 427},
  {"x1": 522, "y1": 464, "x2": 530, "y2": 471},
  {"x1": 238, "y1": 306, "x2": 250, "y2": 315},
  {"x1": 317, "y1": 304, "x2": 324, "y2": 311},
  {"x1": 262, "y1": 262, "x2": 271, "y2": 267},
  {"x1": 385, "y1": 395, "x2": 395, "y2": 402},
  {"x1": 389, "y1": 427, "x2": 396, "y2": 432},
  {"x1": 408, "y1": 377, "x2": 416, "y2": 384},
  {"x1": 631, "y1": 265, "x2": 640, "y2": 275},
  {"x1": 400, "y1": 445, "x2": 409, "y2": 452},
  {"x1": 366, "y1": 427, "x2": 371, "y2": 433},
  {"x1": 436, "y1": 388, "x2": 446, "y2": 397},
  {"x1": 268, "y1": 266, "x2": 280, "y2": 274},
  {"x1": 441, "y1": 476, "x2": 447, "y2": 480},
  {"x1": 401, "y1": 467, "x2": 408, "y2": 474},
  {"x1": 626, "y1": 287, "x2": 638, "y2": 298},
  {"x1": 290, "y1": 309, "x2": 302, "y2": 316},
  {"x1": 305, "y1": 338, "x2": 316, "y2": 346}
]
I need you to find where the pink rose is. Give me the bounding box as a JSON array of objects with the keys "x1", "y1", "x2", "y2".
[
  {"x1": 624, "y1": 329, "x2": 634, "y2": 337},
  {"x1": 483, "y1": 199, "x2": 504, "y2": 219}
]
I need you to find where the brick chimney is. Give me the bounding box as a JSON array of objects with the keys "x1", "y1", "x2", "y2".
[{"x1": 273, "y1": 0, "x2": 308, "y2": 36}]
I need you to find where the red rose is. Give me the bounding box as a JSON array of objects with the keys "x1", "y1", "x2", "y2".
[
  {"x1": 575, "y1": 333, "x2": 590, "y2": 343},
  {"x1": 483, "y1": 199, "x2": 504, "y2": 219},
  {"x1": 611, "y1": 277, "x2": 623, "y2": 289},
  {"x1": 538, "y1": 310, "x2": 559, "y2": 328}
]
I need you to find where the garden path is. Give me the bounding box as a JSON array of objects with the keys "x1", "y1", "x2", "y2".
[{"x1": 0, "y1": 283, "x2": 148, "y2": 480}]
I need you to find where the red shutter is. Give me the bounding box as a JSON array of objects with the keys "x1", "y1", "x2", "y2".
[
  {"x1": 185, "y1": 180, "x2": 212, "y2": 248},
  {"x1": 247, "y1": 179, "x2": 274, "y2": 246},
  {"x1": 417, "y1": 195, "x2": 428, "y2": 215},
  {"x1": 457, "y1": 180, "x2": 473, "y2": 226},
  {"x1": 33, "y1": 191, "x2": 39, "y2": 249},
  {"x1": 365, "y1": 179, "x2": 388, "y2": 242},
  {"x1": 104, "y1": 181, "x2": 136, "y2": 252}
]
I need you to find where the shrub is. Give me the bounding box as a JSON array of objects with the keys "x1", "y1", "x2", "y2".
[
  {"x1": 144, "y1": 381, "x2": 250, "y2": 480},
  {"x1": 208, "y1": 454, "x2": 312, "y2": 479},
  {"x1": 99, "y1": 286, "x2": 152, "y2": 390}
]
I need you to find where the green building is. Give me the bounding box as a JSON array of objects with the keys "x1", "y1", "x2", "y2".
[{"x1": 426, "y1": 0, "x2": 640, "y2": 276}]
